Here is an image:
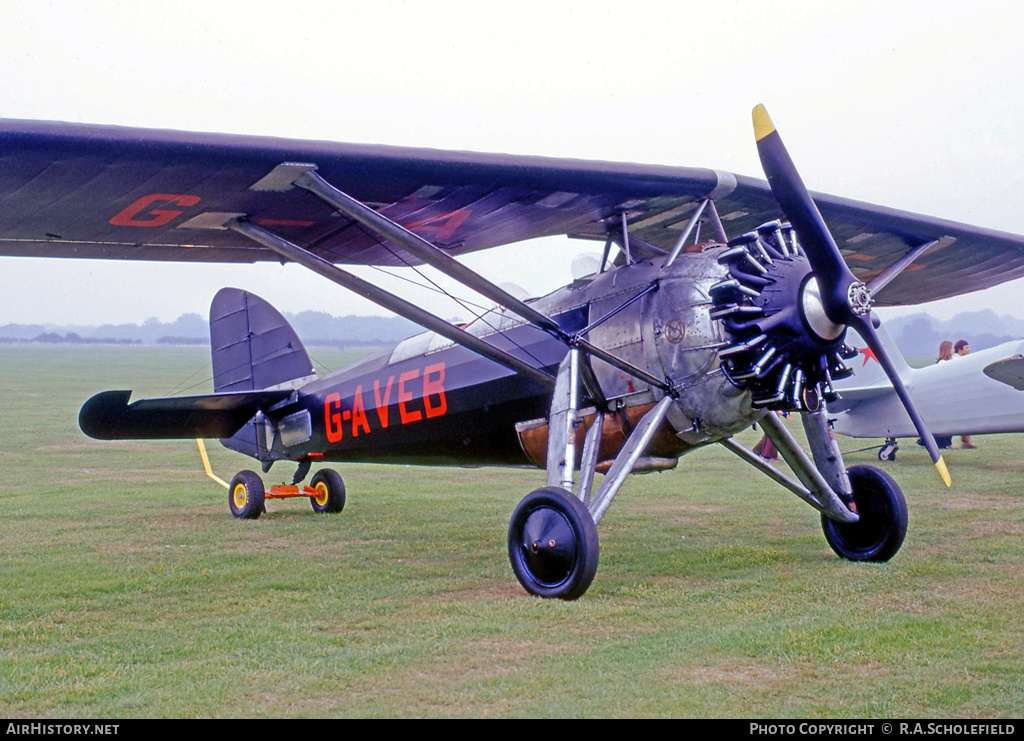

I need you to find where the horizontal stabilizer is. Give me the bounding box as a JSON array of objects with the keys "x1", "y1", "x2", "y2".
[
  {"x1": 79, "y1": 389, "x2": 292, "y2": 440},
  {"x1": 983, "y1": 354, "x2": 1024, "y2": 391}
]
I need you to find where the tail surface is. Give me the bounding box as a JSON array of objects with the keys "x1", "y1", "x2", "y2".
[
  {"x1": 833, "y1": 322, "x2": 913, "y2": 399},
  {"x1": 210, "y1": 288, "x2": 316, "y2": 460},
  {"x1": 80, "y1": 288, "x2": 312, "y2": 443},
  {"x1": 211, "y1": 288, "x2": 315, "y2": 392}
]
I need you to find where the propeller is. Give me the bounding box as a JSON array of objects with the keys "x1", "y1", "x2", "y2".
[{"x1": 752, "y1": 104, "x2": 950, "y2": 487}]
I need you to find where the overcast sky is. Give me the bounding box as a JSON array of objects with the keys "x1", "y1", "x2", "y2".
[{"x1": 3, "y1": 0, "x2": 1024, "y2": 328}]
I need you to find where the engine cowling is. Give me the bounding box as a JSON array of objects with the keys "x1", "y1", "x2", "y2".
[{"x1": 517, "y1": 248, "x2": 760, "y2": 467}]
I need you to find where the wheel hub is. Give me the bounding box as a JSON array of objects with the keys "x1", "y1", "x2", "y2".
[{"x1": 519, "y1": 507, "x2": 578, "y2": 586}]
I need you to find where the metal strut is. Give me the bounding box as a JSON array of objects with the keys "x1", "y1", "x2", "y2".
[
  {"x1": 257, "y1": 163, "x2": 565, "y2": 340},
  {"x1": 226, "y1": 217, "x2": 556, "y2": 389},
  {"x1": 664, "y1": 198, "x2": 710, "y2": 269},
  {"x1": 244, "y1": 161, "x2": 671, "y2": 394},
  {"x1": 546, "y1": 350, "x2": 582, "y2": 492},
  {"x1": 588, "y1": 396, "x2": 674, "y2": 525},
  {"x1": 545, "y1": 348, "x2": 676, "y2": 525}
]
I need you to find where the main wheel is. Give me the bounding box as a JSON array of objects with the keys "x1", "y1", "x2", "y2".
[
  {"x1": 229, "y1": 470, "x2": 265, "y2": 520},
  {"x1": 508, "y1": 487, "x2": 599, "y2": 600},
  {"x1": 821, "y1": 464, "x2": 907, "y2": 562},
  {"x1": 310, "y1": 468, "x2": 346, "y2": 514}
]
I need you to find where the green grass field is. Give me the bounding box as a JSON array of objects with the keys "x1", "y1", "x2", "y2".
[{"x1": 1, "y1": 346, "x2": 1022, "y2": 718}]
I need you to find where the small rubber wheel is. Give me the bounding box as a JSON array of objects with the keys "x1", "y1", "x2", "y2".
[
  {"x1": 229, "y1": 470, "x2": 265, "y2": 520},
  {"x1": 310, "y1": 468, "x2": 346, "y2": 514},
  {"x1": 822, "y1": 464, "x2": 907, "y2": 562},
  {"x1": 508, "y1": 487, "x2": 599, "y2": 600},
  {"x1": 878, "y1": 443, "x2": 898, "y2": 462}
]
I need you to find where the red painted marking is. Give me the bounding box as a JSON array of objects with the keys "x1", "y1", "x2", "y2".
[
  {"x1": 373, "y1": 377, "x2": 394, "y2": 428},
  {"x1": 351, "y1": 385, "x2": 371, "y2": 436},
  {"x1": 860, "y1": 347, "x2": 879, "y2": 366},
  {"x1": 323, "y1": 362, "x2": 448, "y2": 442},
  {"x1": 407, "y1": 209, "x2": 472, "y2": 242},
  {"x1": 398, "y1": 369, "x2": 423, "y2": 424},
  {"x1": 325, "y1": 392, "x2": 344, "y2": 443},
  {"x1": 109, "y1": 194, "x2": 200, "y2": 227},
  {"x1": 423, "y1": 362, "x2": 447, "y2": 418}
]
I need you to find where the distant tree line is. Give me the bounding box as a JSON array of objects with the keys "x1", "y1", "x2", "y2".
[
  {"x1": 4, "y1": 331, "x2": 141, "y2": 345},
  {"x1": 0, "y1": 311, "x2": 419, "y2": 348},
  {"x1": 5, "y1": 308, "x2": 1023, "y2": 358}
]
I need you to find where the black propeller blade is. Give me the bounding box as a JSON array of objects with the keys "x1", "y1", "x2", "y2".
[{"x1": 752, "y1": 104, "x2": 950, "y2": 487}]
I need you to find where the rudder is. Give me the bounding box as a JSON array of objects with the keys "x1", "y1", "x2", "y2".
[
  {"x1": 210, "y1": 288, "x2": 315, "y2": 393},
  {"x1": 210, "y1": 288, "x2": 316, "y2": 463}
]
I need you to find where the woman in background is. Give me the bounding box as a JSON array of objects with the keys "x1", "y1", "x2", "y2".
[{"x1": 933, "y1": 341, "x2": 954, "y2": 449}]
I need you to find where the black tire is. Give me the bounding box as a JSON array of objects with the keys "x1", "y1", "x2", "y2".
[
  {"x1": 821, "y1": 464, "x2": 907, "y2": 562},
  {"x1": 310, "y1": 468, "x2": 346, "y2": 514},
  {"x1": 878, "y1": 443, "x2": 897, "y2": 462},
  {"x1": 229, "y1": 470, "x2": 265, "y2": 520},
  {"x1": 508, "y1": 487, "x2": 599, "y2": 600}
]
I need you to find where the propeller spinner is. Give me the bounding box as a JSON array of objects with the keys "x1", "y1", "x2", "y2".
[{"x1": 751, "y1": 104, "x2": 950, "y2": 487}]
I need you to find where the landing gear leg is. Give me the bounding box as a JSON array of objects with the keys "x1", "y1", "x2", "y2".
[
  {"x1": 292, "y1": 459, "x2": 312, "y2": 485},
  {"x1": 508, "y1": 350, "x2": 675, "y2": 599},
  {"x1": 783, "y1": 407, "x2": 906, "y2": 559},
  {"x1": 723, "y1": 412, "x2": 906, "y2": 561}
]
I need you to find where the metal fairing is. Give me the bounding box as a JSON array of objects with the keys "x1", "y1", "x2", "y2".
[{"x1": 647, "y1": 253, "x2": 756, "y2": 443}]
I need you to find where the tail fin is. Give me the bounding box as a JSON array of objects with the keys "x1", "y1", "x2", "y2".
[
  {"x1": 210, "y1": 288, "x2": 315, "y2": 463},
  {"x1": 210, "y1": 288, "x2": 315, "y2": 393}
]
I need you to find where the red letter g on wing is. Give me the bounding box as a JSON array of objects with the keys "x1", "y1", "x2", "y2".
[{"x1": 109, "y1": 194, "x2": 201, "y2": 227}]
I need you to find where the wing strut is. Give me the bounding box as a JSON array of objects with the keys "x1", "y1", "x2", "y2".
[
  {"x1": 866, "y1": 236, "x2": 955, "y2": 296},
  {"x1": 256, "y1": 163, "x2": 566, "y2": 340},
  {"x1": 664, "y1": 198, "x2": 710, "y2": 269},
  {"x1": 226, "y1": 216, "x2": 557, "y2": 389},
  {"x1": 240, "y1": 162, "x2": 673, "y2": 396}
]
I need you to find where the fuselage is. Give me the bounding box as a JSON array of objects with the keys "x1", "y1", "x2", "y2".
[{"x1": 248, "y1": 248, "x2": 761, "y2": 467}]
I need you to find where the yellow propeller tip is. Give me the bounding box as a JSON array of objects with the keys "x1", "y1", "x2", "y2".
[
  {"x1": 752, "y1": 104, "x2": 776, "y2": 141},
  {"x1": 936, "y1": 456, "x2": 951, "y2": 488}
]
